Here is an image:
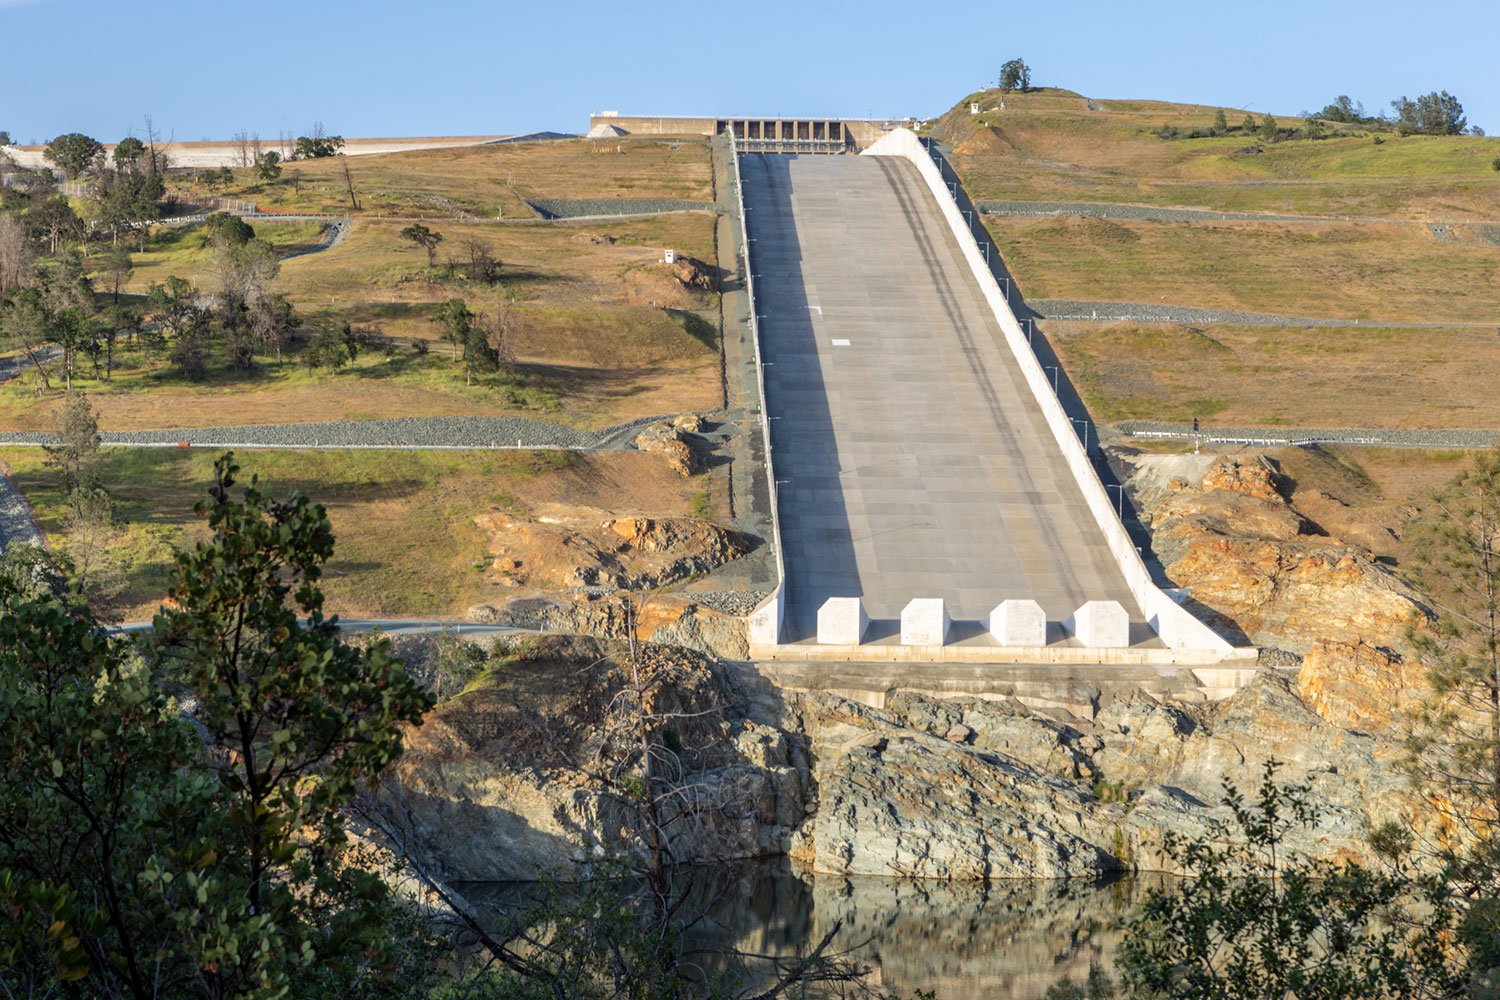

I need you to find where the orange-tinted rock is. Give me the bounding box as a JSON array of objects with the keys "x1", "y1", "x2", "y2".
[{"x1": 1296, "y1": 639, "x2": 1429, "y2": 731}]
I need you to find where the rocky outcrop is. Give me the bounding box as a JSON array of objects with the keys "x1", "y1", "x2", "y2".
[
  {"x1": 379, "y1": 632, "x2": 1404, "y2": 883},
  {"x1": 472, "y1": 509, "x2": 751, "y2": 591},
  {"x1": 376, "y1": 636, "x2": 809, "y2": 881},
  {"x1": 1141, "y1": 456, "x2": 1430, "y2": 653},
  {"x1": 633, "y1": 420, "x2": 702, "y2": 477},
  {"x1": 789, "y1": 674, "x2": 1385, "y2": 879},
  {"x1": 1295, "y1": 638, "x2": 1429, "y2": 732},
  {"x1": 470, "y1": 591, "x2": 751, "y2": 660}
]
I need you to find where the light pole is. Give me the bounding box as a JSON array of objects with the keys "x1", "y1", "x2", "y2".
[
  {"x1": 1071, "y1": 418, "x2": 1090, "y2": 452},
  {"x1": 1106, "y1": 484, "x2": 1125, "y2": 519},
  {"x1": 1045, "y1": 365, "x2": 1059, "y2": 394}
]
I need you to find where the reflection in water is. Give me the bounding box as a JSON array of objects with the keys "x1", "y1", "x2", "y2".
[{"x1": 462, "y1": 862, "x2": 1161, "y2": 999}]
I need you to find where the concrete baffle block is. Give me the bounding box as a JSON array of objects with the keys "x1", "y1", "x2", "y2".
[
  {"x1": 1064, "y1": 601, "x2": 1130, "y2": 648},
  {"x1": 817, "y1": 597, "x2": 868, "y2": 645},
  {"x1": 986, "y1": 599, "x2": 1047, "y2": 646},
  {"x1": 900, "y1": 598, "x2": 950, "y2": 646}
]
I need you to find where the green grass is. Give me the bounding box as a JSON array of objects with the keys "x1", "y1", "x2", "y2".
[
  {"x1": 119, "y1": 219, "x2": 329, "y2": 290},
  {"x1": 0, "y1": 339, "x2": 564, "y2": 433},
  {"x1": 939, "y1": 88, "x2": 1500, "y2": 218}
]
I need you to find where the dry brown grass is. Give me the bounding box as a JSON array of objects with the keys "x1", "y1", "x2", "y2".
[
  {"x1": 2, "y1": 212, "x2": 726, "y2": 434},
  {"x1": 1, "y1": 447, "x2": 711, "y2": 621},
  {"x1": 989, "y1": 214, "x2": 1500, "y2": 322},
  {"x1": 167, "y1": 136, "x2": 713, "y2": 219},
  {"x1": 1056, "y1": 322, "x2": 1500, "y2": 429}
]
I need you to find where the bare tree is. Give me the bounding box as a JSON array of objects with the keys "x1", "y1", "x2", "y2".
[
  {"x1": 250, "y1": 131, "x2": 262, "y2": 164},
  {"x1": 0, "y1": 213, "x2": 35, "y2": 293},
  {"x1": 232, "y1": 129, "x2": 251, "y2": 168},
  {"x1": 339, "y1": 155, "x2": 360, "y2": 210},
  {"x1": 459, "y1": 238, "x2": 499, "y2": 283}
]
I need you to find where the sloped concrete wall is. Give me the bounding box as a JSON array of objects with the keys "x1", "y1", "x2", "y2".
[{"x1": 861, "y1": 129, "x2": 1236, "y2": 659}]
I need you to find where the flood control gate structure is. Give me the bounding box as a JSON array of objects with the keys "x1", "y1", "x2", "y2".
[
  {"x1": 733, "y1": 130, "x2": 1250, "y2": 669},
  {"x1": 588, "y1": 113, "x2": 909, "y2": 152}
]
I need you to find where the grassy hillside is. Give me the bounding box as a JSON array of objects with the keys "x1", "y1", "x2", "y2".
[
  {"x1": 2, "y1": 207, "x2": 723, "y2": 434},
  {"x1": 0, "y1": 448, "x2": 712, "y2": 621},
  {"x1": 165, "y1": 136, "x2": 714, "y2": 219},
  {"x1": 990, "y1": 215, "x2": 1500, "y2": 322},
  {"x1": 934, "y1": 88, "x2": 1500, "y2": 218},
  {"x1": 938, "y1": 88, "x2": 1500, "y2": 431}
]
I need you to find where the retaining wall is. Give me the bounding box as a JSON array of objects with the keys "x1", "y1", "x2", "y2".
[
  {"x1": 861, "y1": 129, "x2": 1237, "y2": 659},
  {"x1": 727, "y1": 133, "x2": 788, "y2": 646}
]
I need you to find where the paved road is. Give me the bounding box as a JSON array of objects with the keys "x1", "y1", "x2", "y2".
[{"x1": 741, "y1": 154, "x2": 1141, "y2": 641}]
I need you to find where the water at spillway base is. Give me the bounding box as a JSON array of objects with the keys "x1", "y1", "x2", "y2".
[{"x1": 459, "y1": 860, "x2": 1164, "y2": 998}]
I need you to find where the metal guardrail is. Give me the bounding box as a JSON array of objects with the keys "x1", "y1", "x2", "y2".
[
  {"x1": 867, "y1": 130, "x2": 1233, "y2": 654},
  {"x1": 726, "y1": 132, "x2": 789, "y2": 643}
]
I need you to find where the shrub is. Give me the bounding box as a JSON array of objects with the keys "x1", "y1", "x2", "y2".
[{"x1": 1492, "y1": 156, "x2": 1500, "y2": 171}]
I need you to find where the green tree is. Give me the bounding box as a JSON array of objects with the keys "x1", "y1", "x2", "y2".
[
  {"x1": 43, "y1": 132, "x2": 104, "y2": 179},
  {"x1": 999, "y1": 57, "x2": 1031, "y2": 93},
  {"x1": 0, "y1": 130, "x2": 11, "y2": 146},
  {"x1": 464, "y1": 320, "x2": 500, "y2": 384},
  {"x1": 101, "y1": 243, "x2": 133, "y2": 306},
  {"x1": 0, "y1": 454, "x2": 439, "y2": 999},
  {"x1": 400, "y1": 222, "x2": 444, "y2": 266},
  {"x1": 1118, "y1": 763, "x2": 1458, "y2": 999},
  {"x1": 1392, "y1": 91, "x2": 1467, "y2": 136},
  {"x1": 436, "y1": 297, "x2": 473, "y2": 360},
  {"x1": 1404, "y1": 450, "x2": 1500, "y2": 981},
  {"x1": 92, "y1": 166, "x2": 164, "y2": 250},
  {"x1": 292, "y1": 134, "x2": 346, "y2": 159},
  {"x1": 254, "y1": 149, "x2": 282, "y2": 182},
  {"x1": 202, "y1": 210, "x2": 256, "y2": 248},
  {"x1": 0, "y1": 286, "x2": 53, "y2": 389},
  {"x1": 29, "y1": 195, "x2": 83, "y2": 254},
  {"x1": 304, "y1": 318, "x2": 352, "y2": 370},
  {"x1": 112, "y1": 136, "x2": 146, "y2": 171},
  {"x1": 148, "y1": 453, "x2": 436, "y2": 996},
  {"x1": 145, "y1": 274, "x2": 203, "y2": 340},
  {"x1": 1319, "y1": 95, "x2": 1364, "y2": 123},
  {"x1": 1212, "y1": 108, "x2": 1229, "y2": 135},
  {"x1": 1241, "y1": 113, "x2": 1257, "y2": 133},
  {"x1": 1259, "y1": 114, "x2": 1280, "y2": 141},
  {"x1": 45, "y1": 390, "x2": 101, "y2": 492}
]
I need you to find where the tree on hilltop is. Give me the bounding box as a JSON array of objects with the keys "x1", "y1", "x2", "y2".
[
  {"x1": 999, "y1": 58, "x2": 1032, "y2": 93},
  {"x1": 1318, "y1": 95, "x2": 1365, "y2": 123},
  {"x1": 1392, "y1": 91, "x2": 1467, "y2": 135},
  {"x1": 111, "y1": 135, "x2": 145, "y2": 171},
  {"x1": 43, "y1": 132, "x2": 103, "y2": 179}
]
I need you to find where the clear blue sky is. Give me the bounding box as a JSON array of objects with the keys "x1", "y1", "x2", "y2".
[{"x1": 2, "y1": 0, "x2": 1496, "y2": 143}]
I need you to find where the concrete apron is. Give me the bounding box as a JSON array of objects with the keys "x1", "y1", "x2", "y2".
[{"x1": 733, "y1": 658, "x2": 1262, "y2": 718}]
